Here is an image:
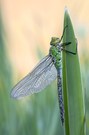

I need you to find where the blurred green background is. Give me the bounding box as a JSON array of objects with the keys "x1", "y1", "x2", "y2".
[{"x1": 1, "y1": 0, "x2": 89, "y2": 135}]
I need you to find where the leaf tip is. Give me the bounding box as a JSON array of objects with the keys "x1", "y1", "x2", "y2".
[{"x1": 64, "y1": 6, "x2": 68, "y2": 13}]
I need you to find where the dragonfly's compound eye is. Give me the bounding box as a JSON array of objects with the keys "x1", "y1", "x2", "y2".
[{"x1": 50, "y1": 37, "x2": 60, "y2": 46}]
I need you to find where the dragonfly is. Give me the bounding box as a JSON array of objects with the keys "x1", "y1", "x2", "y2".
[{"x1": 11, "y1": 26, "x2": 77, "y2": 125}]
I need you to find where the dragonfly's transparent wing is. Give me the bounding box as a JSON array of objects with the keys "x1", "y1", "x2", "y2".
[{"x1": 11, "y1": 55, "x2": 57, "y2": 99}]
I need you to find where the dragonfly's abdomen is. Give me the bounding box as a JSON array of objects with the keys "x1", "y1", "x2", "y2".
[
  {"x1": 57, "y1": 69, "x2": 64, "y2": 125},
  {"x1": 50, "y1": 46, "x2": 61, "y2": 68}
]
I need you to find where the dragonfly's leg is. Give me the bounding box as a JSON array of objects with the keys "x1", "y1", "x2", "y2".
[
  {"x1": 61, "y1": 48, "x2": 77, "y2": 55},
  {"x1": 61, "y1": 39, "x2": 77, "y2": 55},
  {"x1": 61, "y1": 41, "x2": 71, "y2": 47},
  {"x1": 60, "y1": 25, "x2": 68, "y2": 42}
]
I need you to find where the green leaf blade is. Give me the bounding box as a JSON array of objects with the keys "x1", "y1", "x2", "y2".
[{"x1": 62, "y1": 9, "x2": 86, "y2": 135}]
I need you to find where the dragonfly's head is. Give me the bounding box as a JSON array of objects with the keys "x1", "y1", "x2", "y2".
[{"x1": 50, "y1": 37, "x2": 60, "y2": 46}]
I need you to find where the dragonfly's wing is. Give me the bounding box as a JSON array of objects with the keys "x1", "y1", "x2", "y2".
[{"x1": 11, "y1": 55, "x2": 57, "y2": 99}]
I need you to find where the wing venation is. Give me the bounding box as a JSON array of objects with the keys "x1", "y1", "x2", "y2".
[{"x1": 11, "y1": 55, "x2": 57, "y2": 99}]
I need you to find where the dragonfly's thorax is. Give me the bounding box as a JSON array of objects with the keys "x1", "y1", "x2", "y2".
[{"x1": 49, "y1": 45, "x2": 61, "y2": 69}]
